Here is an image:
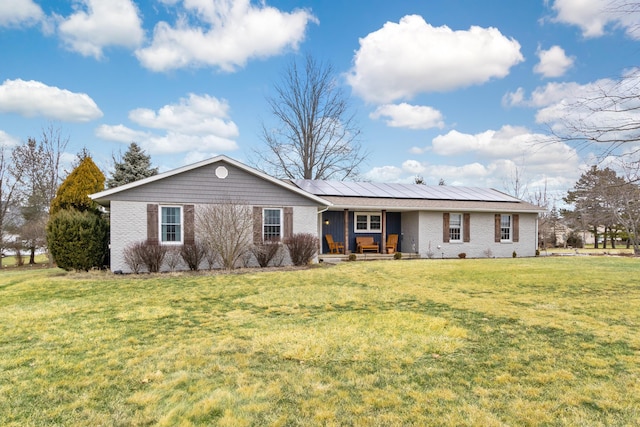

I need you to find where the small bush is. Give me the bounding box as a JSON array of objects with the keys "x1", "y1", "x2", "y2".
[
  {"x1": 164, "y1": 246, "x2": 183, "y2": 271},
  {"x1": 394, "y1": 252, "x2": 402, "y2": 260},
  {"x1": 284, "y1": 233, "x2": 319, "y2": 266},
  {"x1": 8, "y1": 241, "x2": 24, "y2": 266},
  {"x1": 512, "y1": 250, "x2": 517, "y2": 258},
  {"x1": 566, "y1": 231, "x2": 584, "y2": 248},
  {"x1": 180, "y1": 241, "x2": 207, "y2": 271},
  {"x1": 348, "y1": 253, "x2": 357, "y2": 261},
  {"x1": 458, "y1": 252, "x2": 466, "y2": 259},
  {"x1": 123, "y1": 241, "x2": 167, "y2": 273},
  {"x1": 141, "y1": 242, "x2": 168, "y2": 273},
  {"x1": 251, "y1": 242, "x2": 283, "y2": 268},
  {"x1": 123, "y1": 242, "x2": 144, "y2": 273}
]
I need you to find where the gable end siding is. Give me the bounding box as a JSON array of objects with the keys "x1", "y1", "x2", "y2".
[{"x1": 106, "y1": 162, "x2": 319, "y2": 207}]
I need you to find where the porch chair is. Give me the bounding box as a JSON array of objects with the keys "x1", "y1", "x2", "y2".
[
  {"x1": 325, "y1": 234, "x2": 345, "y2": 254},
  {"x1": 385, "y1": 234, "x2": 398, "y2": 254}
]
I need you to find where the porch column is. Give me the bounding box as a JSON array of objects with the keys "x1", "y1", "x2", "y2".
[
  {"x1": 381, "y1": 210, "x2": 387, "y2": 253},
  {"x1": 344, "y1": 209, "x2": 349, "y2": 253}
]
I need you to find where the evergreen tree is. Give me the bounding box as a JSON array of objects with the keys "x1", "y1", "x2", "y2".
[
  {"x1": 108, "y1": 142, "x2": 157, "y2": 188},
  {"x1": 49, "y1": 157, "x2": 105, "y2": 216},
  {"x1": 564, "y1": 166, "x2": 625, "y2": 249},
  {"x1": 47, "y1": 209, "x2": 109, "y2": 271}
]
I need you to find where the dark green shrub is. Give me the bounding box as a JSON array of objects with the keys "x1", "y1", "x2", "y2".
[
  {"x1": 394, "y1": 252, "x2": 402, "y2": 260},
  {"x1": 47, "y1": 209, "x2": 109, "y2": 271},
  {"x1": 284, "y1": 233, "x2": 319, "y2": 266},
  {"x1": 458, "y1": 252, "x2": 466, "y2": 259},
  {"x1": 566, "y1": 231, "x2": 584, "y2": 248},
  {"x1": 348, "y1": 253, "x2": 357, "y2": 261},
  {"x1": 512, "y1": 250, "x2": 517, "y2": 258}
]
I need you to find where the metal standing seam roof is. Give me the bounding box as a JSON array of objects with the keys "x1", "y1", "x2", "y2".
[{"x1": 292, "y1": 179, "x2": 523, "y2": 203}]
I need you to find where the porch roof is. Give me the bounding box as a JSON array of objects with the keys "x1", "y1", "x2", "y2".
[{"x1": 320, "y1": 195, "x2": 544, "y2": 213}]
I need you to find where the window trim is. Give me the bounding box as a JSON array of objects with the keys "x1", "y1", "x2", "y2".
[
  {"x1": 263, "y1": 207, "x2": 283, "y2": 242},
  {"x1": 159, "y1": 205, "x2": 183, "y2": 245},
  {"x1": 500, "y1": 214, "x2": 512, "y2": 242},
  {"x1": 354, "y1": 211, "x2": 382, "y2": 233},
  {"x1": 449, "y1": 213, "x2": 463, "y2": 242}
]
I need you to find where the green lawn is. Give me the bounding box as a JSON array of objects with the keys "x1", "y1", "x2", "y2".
[{"x1": 1, "y1": 257, "x2": 639, "y2": 426}]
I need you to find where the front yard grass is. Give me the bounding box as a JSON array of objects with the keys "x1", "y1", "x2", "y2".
[{"x1": 1, "y1": 257, "x2": 639, "y2": 426}]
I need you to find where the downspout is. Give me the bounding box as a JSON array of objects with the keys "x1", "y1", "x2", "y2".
[{"x1": 318, "y1": 206, "x2": 329, "y2": 255}]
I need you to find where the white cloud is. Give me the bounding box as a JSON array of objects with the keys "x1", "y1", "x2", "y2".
[
  {"x1": 95, "y1": 124, "x2": 147, "y2": 142},
  {"x1": 551, "y1": 0, "x2": 640, "y2": 39},
  {"x1": 370, "y1": 103, "x2": 444, "y2": 129},
  {"x1": 409, "y1": 145, "x2": 430, "y2": 155},
  {"x1": 0, "y1": 79, "x2": 103, "y2": 122},
  {"x1": 0, "y1": 130, "x2": 20, "y2": 147},
  {"x1": 401, "y1": 159, "x2": 426, "y2": 175},
  {"x1": 58, "y1": 0, "x2": 144, "y2": 59},
  {"x1": 347, "y1": 15, "x2": 524, "y2": 104},
  {"x1": 96, "y1": 93, "x2": 239, "y2": 155},
  {"x1": 534, "y1": 45, "x2": 574, "y2": 78},
  {"x1": 129, "y1": 94, "x2": 238, "y2": 138},
  {"x1": 431, "y1": 125, "x2": 575, "y2": 171},
  {"x1": 136, "y1": 0, "x2": 317, "y2": 72},
  {"x1": 363, "y1": 165, "x2": 404, "y2": 182},
  {"x1": 0, "y1": 0, "x2": 43, "y2": 27},
  {"x1": 503, "y1": 81, "x2": 584, "y2": 108},
  {"x1": 506, "y1": 71, "x2": 640, "y2": 145}
]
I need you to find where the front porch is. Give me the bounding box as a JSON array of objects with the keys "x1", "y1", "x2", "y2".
[
  {"x1": 321, "y1": 209, "x2": 403, "y2": 254},
  {"x1": 318, "y1": 252, "x2": 421, "y2": 263}
]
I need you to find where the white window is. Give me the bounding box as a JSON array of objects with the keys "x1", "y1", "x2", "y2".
[
  {"x1": 501, "y1": 214, "x2": 512, "y2": 242},
  {"x1": 354, "y1": 212, "x2": 382, "y2": 233},
  {"x1": 449, "y1": 213, "x2": 462, "y2": 242},
  {"x1": 160, "y1": 206, "x2": 182, "y2": 244},
  {"x1": 263, "y1": 208, "x2": 282, "y2": 241}
]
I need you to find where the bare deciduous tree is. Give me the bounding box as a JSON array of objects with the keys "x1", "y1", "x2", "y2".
[
  {"x1": 10, "y1": 126, "x2": 68, "y2": 263},
  {"x1": 0, "y1": 145, "x2": 22, "y2": 266},
  {"x1": 544, "y1": 68, "x2": 640, "y2": 162},
  {"x1": 255, "y1": 55, "x2": 367, "y2": 180},
  {"x1": 196, "y1": 201, "x2": 254, "y2": 270},
  {"x1": 613, "y1": 163, "x2": 640, "y2": 254}
]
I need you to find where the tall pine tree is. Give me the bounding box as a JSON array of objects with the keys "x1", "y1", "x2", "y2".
[
  {"x1": 49, "y1": 156, "x2": 105, "y2": 215},
  {"x1": 108, "y1": 142, "x2": 157, "y2": 188}
]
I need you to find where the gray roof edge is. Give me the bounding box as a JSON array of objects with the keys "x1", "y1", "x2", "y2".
[{"x1": 326, "y1": 204, "x2": 545, "y2": 213}]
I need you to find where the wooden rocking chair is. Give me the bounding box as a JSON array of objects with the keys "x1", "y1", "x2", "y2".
[
  {"x1": 385, "y1": 234, "x2": 398, "y2": 254},
  {"x1": 325, "y1": 234, "x2": 345, "y2": 254}
]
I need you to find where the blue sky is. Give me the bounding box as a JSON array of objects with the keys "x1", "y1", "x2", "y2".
[{"x1": 2, "y1": 0, "x2": 640, "y2": 204}]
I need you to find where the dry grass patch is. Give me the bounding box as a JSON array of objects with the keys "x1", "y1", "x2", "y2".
[{"x1": 1, "y1": 257, "x2": 639, "y2": 425}]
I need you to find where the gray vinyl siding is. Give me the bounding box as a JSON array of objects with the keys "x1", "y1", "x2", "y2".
[{"x1": 105, "y1": 161, "x2": 318, "y2": 207}]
